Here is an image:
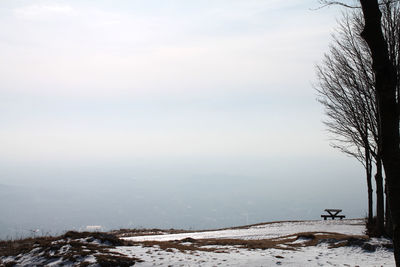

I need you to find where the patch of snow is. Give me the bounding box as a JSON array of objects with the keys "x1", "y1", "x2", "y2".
[
  {"x1": 83, "y1": 255, "x2": 97, "y2": 263},
  {"x1": 117, "y1": 219, "x2": 394, "y2": 266},
  {"x1": 58, "y1": 244, "x2": 71, "y2": 254},
  {"x1": 292, "y1": 236, "x2": 312, "y2": 244},
  {"x1": 113, "y1": 243, "x2": 395, "y2": 267},
  {"x1": 124, "y1": 219, "x2": 366, "y2": 242},
  {"x1": 368, "y1": 237, "x2": 393, "y2": 246},
  {"x1": 1, "y1": 219, "x2": 394, "y2": 266},
  {"x1": 46, "y1": 257, "x2": 65, "y2": 266}
]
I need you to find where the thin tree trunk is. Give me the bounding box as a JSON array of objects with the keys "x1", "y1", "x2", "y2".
[
  {"x1": 375, "y1": 157, "x2": 385, "y2": 236},
  {"x1": 366, "y1": 146, "x2": 374, "y2": 224},
  {"x1": 359, "y1": 1, "x2": 400, "y2": 265}
]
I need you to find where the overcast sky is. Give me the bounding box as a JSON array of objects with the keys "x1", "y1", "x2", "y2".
[
  {"x1": 0, "y1": 0, "x2": 341, "y2": 164},
  {"x1": 0, "y1": 1, "x2": 367, "y2": 232}
]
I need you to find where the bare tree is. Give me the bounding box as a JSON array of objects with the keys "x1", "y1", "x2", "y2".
[
  {"x1": 357, "y1": 0, "x2": 400, "y2": 264},
  {"x1": 317, "y1": 0, "x2": 400, "y2": 264},
  {"x1": 315, "y1": 11, "x2": 379, "y2": 229},
  {"x1": 375, "y1": 0, "x2": 400, "y2": 238}
]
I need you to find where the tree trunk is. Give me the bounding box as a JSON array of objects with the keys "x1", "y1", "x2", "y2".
[
  {"x1": 386, "y1": 182, "x2": 394, "y2": 237},
  {"x1": 359, "y1": 1, "x2": 400, "y2": 265},
  {"x1": 366, "y1": 146, "x2": 374, "y2": 224},
  {"x1": 375, "y1": 157, "x2": 385, "y2": 236}
]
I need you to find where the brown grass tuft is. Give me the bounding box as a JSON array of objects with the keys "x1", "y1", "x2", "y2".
[
  {"x1": 0, "y1": 232, "x2": 142, "y2": 266},
  {"x1": 124, "y1": 231, "x2": 370, "y2": 253}
]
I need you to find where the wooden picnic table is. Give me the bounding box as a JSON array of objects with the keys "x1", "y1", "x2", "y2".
[{"x1": 321, "y1": 209, "x2": 346, "y2": 220}]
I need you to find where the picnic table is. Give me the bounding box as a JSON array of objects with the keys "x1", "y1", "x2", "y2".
[{"x1": 321, "y1": 209, "x2": 346, "y2": 220}]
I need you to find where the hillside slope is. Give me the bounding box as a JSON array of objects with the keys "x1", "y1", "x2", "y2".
[{"x1": 0, "y1": 219, "x2": 395, "y2": 266}]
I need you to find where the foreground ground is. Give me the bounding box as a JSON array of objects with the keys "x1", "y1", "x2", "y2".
[{"x1": 0, "y1": 219, "x2": 395, "y2": 266}]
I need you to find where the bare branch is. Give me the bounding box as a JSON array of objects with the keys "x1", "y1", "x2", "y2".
[
  {"x1": 313, "y1": 0, "x2": 400, "y2": 10},
  {"x1": 317, "y1": 0, "x2": 360, "y2": 9}
]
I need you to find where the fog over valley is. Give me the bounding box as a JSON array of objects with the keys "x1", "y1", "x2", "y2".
[{"x1": 0, "y1": 155, "x2": 365, "y2": 239}]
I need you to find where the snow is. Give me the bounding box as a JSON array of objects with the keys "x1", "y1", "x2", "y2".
[
  {"x1": 116, "y1": 219, "x2": 395, "y2": 266},
  {"x1": 124, "y1": 219, "x2": 366, "y2": 242},
  {"x1": 113, "y1": 243, "x2": 394, "y2": 267},
  {"x1": 0, "y1": 219, "x2": 395, "y2": 266}
]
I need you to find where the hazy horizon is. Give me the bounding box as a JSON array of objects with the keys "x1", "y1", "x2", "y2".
[{"x1": 0, "y1": 0, "x2": 369, "y2": 239}]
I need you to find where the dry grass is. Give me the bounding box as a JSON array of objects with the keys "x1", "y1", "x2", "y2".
[
  {"x1": 124, "y1": 231, "x2": 370, "y2": 253},
  {"x1": 0, "y1": 231, "x2": 142, "y2": 266},
  {"x1": 0, "y1": 236, "x2": 57, "y2": 257},
  {"x1": 63, "y1": 231, "x2": 125, "y2": 246},
  {"x1": 0, "y1": 228, "x2": 386, "y2": 266},
  {"x1": 94, "y1": 254, "x2": 140, "y2": 267},
  {"x1": 112, "y1": 220, "x2": 315, "y2": 238},
  {"x1": 111, "y1": 228, "x2": 189, "y2": 238}
]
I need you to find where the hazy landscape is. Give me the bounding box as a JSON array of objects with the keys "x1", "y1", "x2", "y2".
[
  {"x1": 1, "y1": 0, "x2": 399, "y2": 266},
  {"x1": 0, "y1": 156, "x2": 364, "y2": 239}
]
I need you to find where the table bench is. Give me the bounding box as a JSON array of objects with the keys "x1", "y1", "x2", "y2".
[{"x1": 321, "y1": 209, "x2": 346, "y2": 220}]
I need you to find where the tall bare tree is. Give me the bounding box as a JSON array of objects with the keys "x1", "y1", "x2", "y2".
[
  {"x1": 359, "y1": 1, "x2": 400, "y2": 264},
  {"x1": 315, "y1": 11, "x2": 380, "y2": 230},
  {"x1": 317, "y1": 0, "x2": 400, "y2": 264},
  {"x1": 317, "y1": 0, "x2": 400, "y2": 239},
  {"x1": 374, "y1": 0, "x2": 400, "y2": 238}
]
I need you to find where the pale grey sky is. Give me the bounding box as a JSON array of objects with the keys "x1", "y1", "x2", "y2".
[
  {"x1": 0, "y1": 0, "x2": 339, "y2": 164},
  {"x1": 0, "y1": 1, "x2": 367, "y2": 235}
]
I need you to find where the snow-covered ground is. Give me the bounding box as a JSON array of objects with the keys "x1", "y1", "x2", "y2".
[
  {"x1": 124, "y1": 219, "x2": 366, "y2": 242},
  {"x1": 0, "y1": 219, "x2": 395, "y2": 266},
  {"x1": 118, "y1": 219, "x2": 395, "y2": 267},
  {"x1": 114, "y1": 242, "x2": 394, "y2": 267}
]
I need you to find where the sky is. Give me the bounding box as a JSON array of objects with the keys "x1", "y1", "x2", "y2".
[{"x1": 0, "y1": 0, "x2": 367, "y2": 237}]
